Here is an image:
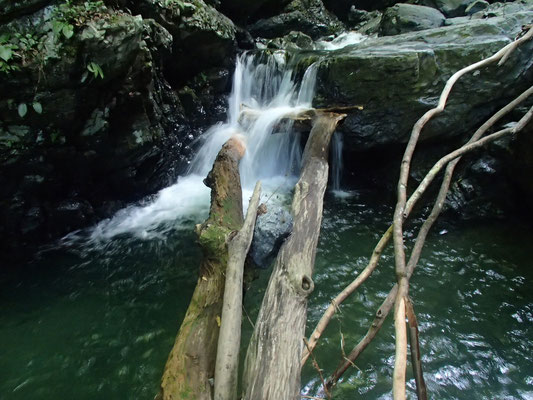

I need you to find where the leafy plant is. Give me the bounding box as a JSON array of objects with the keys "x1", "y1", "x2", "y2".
[
  {"x1": 87, "y1": 61, "x2": 104, "y2": 79},
  {"x1": 0, "y1": 34, "x2": 19, "y2": 74},
  {"x1": 18, "y1": 103, "x2": 28, "y2": 118}
]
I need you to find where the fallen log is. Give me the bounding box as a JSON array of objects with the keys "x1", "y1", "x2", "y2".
[
  {"x1": 239, "y1": 104, "x2": 362, "y2": 132},
  {"x1": 242, "y1": 112, "x2": 346, "y2": 400},
  {"x1": 214, "y1": 181, "x2": 262, "y2": 400},
  {"x1": 158, "y1": 136, "x2": 247, "y2": 400}
]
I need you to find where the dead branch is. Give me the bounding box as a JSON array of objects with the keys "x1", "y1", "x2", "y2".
[
  {"x1": 406, "y1": 298, "x2": 428, "y2": 400},
  {"x1": 392, "y1": 27, "x2": 533, "y2": 399},
  {"x1": 304, "y1": 338, "x2": 332, "y2": 400},
  {"x1": 302, "y1": 85, "x2": 533, "y2": 369},
  {"x1": 325, "y1": 94, "x2": 533, "y2": 390},
  {"x1": 301, "y1": 226, "x2": 393, "y2": 365},
  {"x1": 214, "y1": 181, "x2": 262, "y2": 400},
  {"x1": 242, "y1": 113, "x2": 345, "y2": 400}
]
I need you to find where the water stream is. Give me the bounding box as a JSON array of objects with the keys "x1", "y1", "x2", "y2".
[{"x1": 1, "y1": 50, "x2": 532, "y2": 399}]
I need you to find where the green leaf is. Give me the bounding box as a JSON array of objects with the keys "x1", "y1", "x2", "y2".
[
  {"x1": 32, "y1": 101, "x2": 43, "y2": 114},
  {"x1": 52, "y1": 20, "x2": 64, "y2": 35},
  {"x1": 0, "y1": 45, "x2": 12, "y2": 62},
  {"x1": 62, "y1": 24, "x2": 74, "y2": 39},
  {"x1": 18, "y1": 103, "x2": 28, "y2": 118}
]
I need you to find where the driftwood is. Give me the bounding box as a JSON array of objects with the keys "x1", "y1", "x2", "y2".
[
  {"x1": 391, "y1": 27, "x2": 533, "y2": 399},
  {"x1": 214, "y1": 181, "x2": 262, "y2": 400},
  {"x1": 239, "y1": 104, "x2": 362, "y2": 132},
  {"x1": 159, "y1": 136, "x2": 246, "y2": 400},
  {"x1": 327, "y1": 87, "x2": 533, "y2": 391},
  {"x1": 242, "y1": 112, "x2": 346, "y2": 400}
]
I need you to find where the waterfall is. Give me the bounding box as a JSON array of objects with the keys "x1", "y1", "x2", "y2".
[
  {"x1": 78, "y1": 52, "x2": 319, "y2": 242},
  {"x1": 330, "y1": 131, "x2": 343, "y2": 192}
]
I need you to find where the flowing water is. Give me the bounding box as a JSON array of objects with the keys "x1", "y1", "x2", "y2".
[{"x1": 1, "y1": 52, "x2": 533, "y2": 400}]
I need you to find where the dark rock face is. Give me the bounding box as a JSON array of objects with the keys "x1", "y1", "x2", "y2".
[
  {"x1": 219, "y1": 0, "x2": 291, "y2": 23},
  {"x1": 380, "y1": 3, "x2": 445, "y2": 36},
  {"x1": 248, "y1": 0, "x2": 345, "y2": 39},
  {"x1": 0, "y1": 1, "x2": 237, "y2": 262}
]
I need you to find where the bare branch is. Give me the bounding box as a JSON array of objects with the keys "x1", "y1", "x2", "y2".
[
  {"x1": 214, "y1": 181, "x2": 262, "y2": 400},
  {"x1": 391, "y1": 26, "x2": 533, "y2": 399},
  {"x1": 406, "y1": 298, "x2": 428, "y2": 400}
]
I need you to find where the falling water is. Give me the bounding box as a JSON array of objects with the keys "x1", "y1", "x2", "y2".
[
  {"x1": 330, "y1": 131, "x2": 343, "y2": 193},
  {"x1": 76, "y1": 52, "x2": 319, "y2": 243}
]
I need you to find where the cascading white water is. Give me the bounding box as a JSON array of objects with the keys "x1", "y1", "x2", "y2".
[
  {"x1": 78, "y1": 52, "x2": 319, "y2": 242},
  {"x1": 330, "y1": 131, "x2": 343, "y2": 192}
]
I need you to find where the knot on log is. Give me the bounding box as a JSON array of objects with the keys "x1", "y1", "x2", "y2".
[{"x1": 291, "y1": 273, "x2": 315, "y2": 296}]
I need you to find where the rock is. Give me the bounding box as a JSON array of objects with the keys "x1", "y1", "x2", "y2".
[
  {"x1": 130, "y1": 0, "x2": 236, "y2": 86},
  {"x1": 250, "y1": 206, "x2": 293, "y2": 268},
  {"x1": 0, "y1": 0, "x2": 52, "y2": 23},
  {"x1": 263, "y1": 30, "x2": 315, "y2": 50},
  {"x1": 465, "y1": 0, "x2": 489, "y2": 15},
  {"x1": 248, "y1": 0, "x2": 344, "y2": 39},
  {"x1": 479, "y1": 0, "x2": 533, "y2": 18},
  {"x1": 219, "y1": 0, "x2": 291, "y2": 23},
  {"x1": 0, "y1": 3, "x2": 200, "y2": 262},
  {"x1": 324, "y1": 0, "x2": 402, "y2": 14},
  {"x1": 310, "y1": 11, "x2": 533, "y2": 151},
  {"x1": 379, "y1": 3, "x2": 445, "y2": 36},
  {"x1": 418, "y1": 0, "x2": 476, "y2": 17}
]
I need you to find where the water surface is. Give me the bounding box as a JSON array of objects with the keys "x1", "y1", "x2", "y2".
[{"x1": 2, "y1": 190, "x2": 532, "y2": 399}]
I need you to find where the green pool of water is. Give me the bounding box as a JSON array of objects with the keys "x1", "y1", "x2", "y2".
[{"x1": 1, "y1": 191, "x2": 532, "y2": 399}]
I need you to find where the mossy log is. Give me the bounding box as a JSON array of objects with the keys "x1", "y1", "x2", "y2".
[
  {"x1": 242, "y1": 112, "x2": 346, "y2": 400},
  {"x1": 159, "y1": 136, "x2": 246, "y2": 400}
]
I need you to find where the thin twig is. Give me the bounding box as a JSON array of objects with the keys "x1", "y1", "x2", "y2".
[
  {"x1": 304, "y1": 338, "x2": 332, "y2": 400},
  {"x1": 405, "y1": 298, "x2": 428, "y2": 400},
  {"x1": 325, "y1": 90, "x2": 533, "y2": 391}
]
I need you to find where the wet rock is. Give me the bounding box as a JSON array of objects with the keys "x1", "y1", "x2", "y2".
[
  {"x1": 380, "y1": 3, "x2": 445, "y2": 36},
  {"x1": 131, "y1": 0, "x2": 236, "y2": 85},
  {"x1": 248, "y1": 0, "x2": 344, "y2": 40},
  {"x1": 0, "y1": 4, "x2": 198, "y2": 262},
  {"x1": 262, "y1": 31, "x2": 314, "y2": 50},
  {"x1": 219, "y1": 0, "x2": 291, "y2": 23},
  {"x1": 310, "y1": 11, "x2": 533, "y2": 150},
  {"x1": 250, "y1": 206, "x2": 293, "y2": 268},
  {"x1": 48, "y1": 199, "x2": 96, "y2": 235},
  {"x1": 418, "y1": 0, "x2": 476, "y2": 17},
  {"x1": 465, "y1": 0, "x2": 489, "y2": 15},
  {"x1": 0, "y1": 0, "x2": 52, "y2": 23}
]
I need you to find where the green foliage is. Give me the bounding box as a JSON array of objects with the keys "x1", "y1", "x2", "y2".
[
  {"x1": 32, "y1": 102, "x2": 43, "y2": 114},
  {"x1": 18, "y1": 103, "x2": 28, "y2": 118},
  {"x1": 0, "y1": 34, "x2": 19, "y2": 74},
  {"x1": 87, "y1": 61, "x2": 104, "y2": 79}
]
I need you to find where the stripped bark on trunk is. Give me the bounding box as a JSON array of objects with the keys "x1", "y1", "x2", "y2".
[
  {"x1": 214, "y1": 181, "x2": 262, "y2": 400},
  {"x1": 243, "y1": 113, "x2": 345, "y2": 400}
]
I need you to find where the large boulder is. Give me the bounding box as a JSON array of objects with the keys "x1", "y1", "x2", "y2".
[
  {"x1": 380, "y1": 3, "x2": 445, "y2": 36},
  {"x1": 248, "y1": 0, "x2": 344, "y2": 39},
  {"x1": 0, "y1": 3, "x2": 197, "y2": 261},
  {"x1": 308, "y1": 11, "x2": 533, "y2": 151},
  {"x1": 130, "y1": 0, "x2": 236, "y2": 85},
  {"x1": 418, "y1": 0, "x2": 476, "y2": 17}
]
